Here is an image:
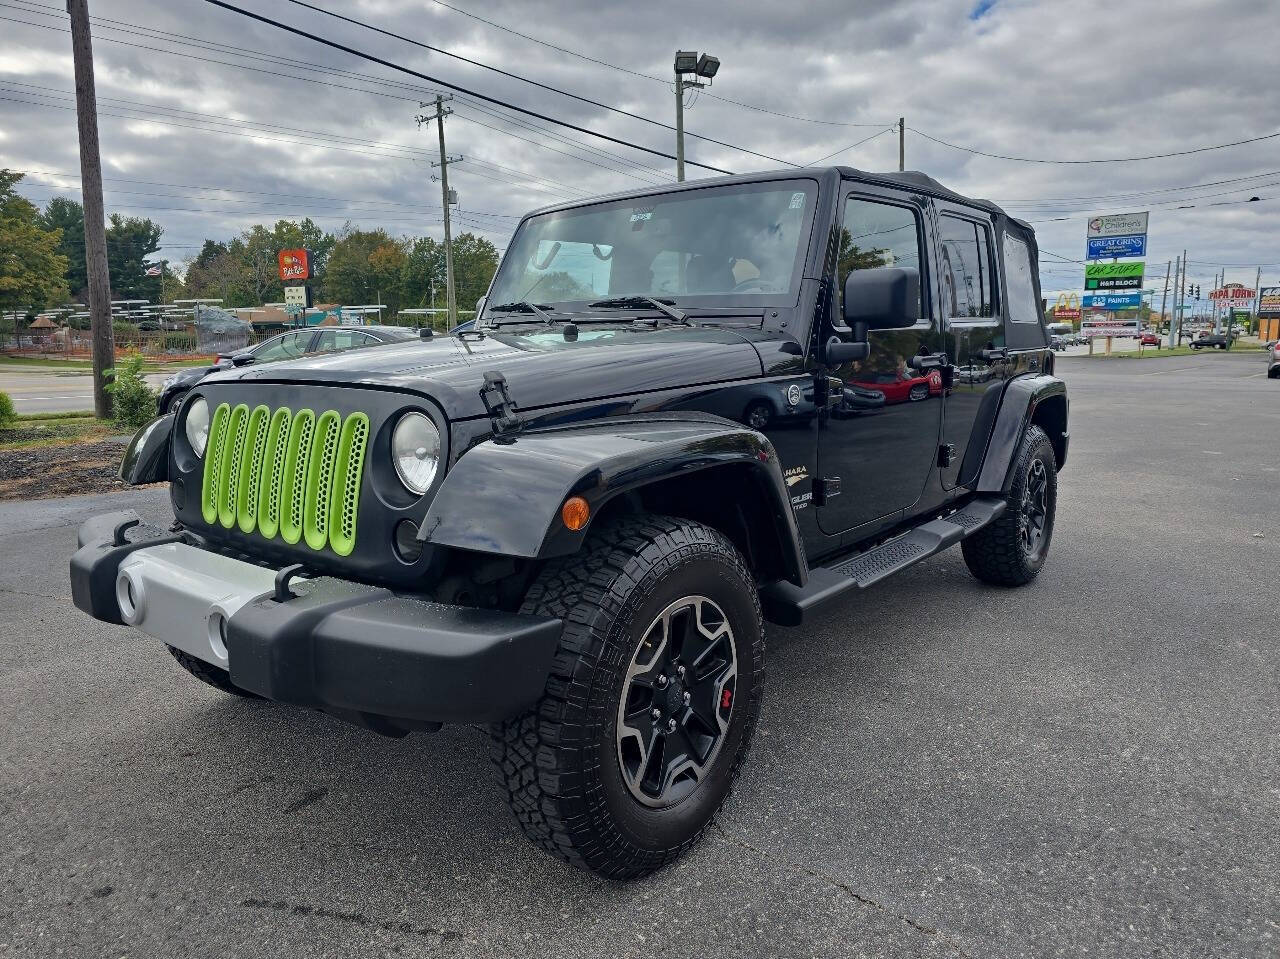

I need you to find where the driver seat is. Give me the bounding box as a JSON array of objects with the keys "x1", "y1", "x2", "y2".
[{"x1": 685, "y1": 255, "x2": 735, "y2": 294}]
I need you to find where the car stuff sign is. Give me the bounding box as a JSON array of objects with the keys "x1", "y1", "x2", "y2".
[
  {"x1": 1083, "y1": 292, "x2": 1142, "y2": 310},
  {"x1": 1085, "y1": 211, "x2": 1148, "y2": 261},
  {"x1": 278, "y1": 248, "x2": 311, "y2": 281},
  {"x1": 1085, "y1": 262, "x2": 1144, "y2": 291},
  {"x1": 1259, "y1": 286, "x2": 1280, "y2": 317}
]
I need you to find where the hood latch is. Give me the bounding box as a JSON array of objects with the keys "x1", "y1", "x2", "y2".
[{"x1": 479, "y1": 370, "x2": 524, "y2": 444}]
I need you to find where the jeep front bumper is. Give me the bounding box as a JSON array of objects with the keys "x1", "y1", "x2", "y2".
[{"x1": 70, "y1": 511, "x2": 562, "y2": 728}]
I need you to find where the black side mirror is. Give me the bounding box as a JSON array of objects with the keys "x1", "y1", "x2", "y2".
[
  {"x1": 230, "y1": 351, "x2": 256, "y2": 367},
  {"x1": 843, "y1": 266, "x2": 920, "y2": 331}
]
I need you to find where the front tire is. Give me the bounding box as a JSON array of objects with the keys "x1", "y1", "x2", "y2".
[
  {"x1": 490, "y1": 516, "x2": 764, "y2": 879},
  {"x1": 167, "y1": 646, "x2": 261, "y2": 698},
  {"x1": 961, "y1": 425, "x2": 1057, "y2": 587}
]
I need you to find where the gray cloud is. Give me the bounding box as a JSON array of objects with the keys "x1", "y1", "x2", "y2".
[{"x1": 1, "y1": 0, "x2": 1277, "y2": 293}]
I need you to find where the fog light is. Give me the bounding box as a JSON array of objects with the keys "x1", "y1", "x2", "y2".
[
  {"x1": 207, "y1": 610, "x2": 229, "y2": 661},
  {"x1": 393, "y1": 519, "x2": 423, "y2": 563}
]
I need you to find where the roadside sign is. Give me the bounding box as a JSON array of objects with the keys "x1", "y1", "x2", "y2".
[
  {"x1": 1209, "y1": 284, "x2": 1257, "y2": 309},
  {"x1": 278, "y1": 249, "x2": 311, "y2": 281},
  {"x1": 1087, "y1": 212, "x2": 1149, "y2": 238},
  {"x1": 1083, "y1": 292, "x2": 1142, "y2": 309},
  {"x1": 1085, "y1": 262, "x2": 1144, "y2": 290},
  {"x1": 283, "y1": 285, "x2": 312, "y2": 309},
  {"x1": 1086, "y1": 235, "x2": 1146, "y2": 259},
  {"x1": 1051, "y1": 292, "x2": 1082, "y2": 320},
  {"x1": 1081, "y1": 317, "x2": 1141, "y2": 337},
  {"x1": 1259, "y1": 286, "x2": 1280, "y2": 317}
]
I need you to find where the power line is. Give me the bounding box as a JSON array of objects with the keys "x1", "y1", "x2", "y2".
[
  {"x1": 909, "y1": 126, "x2": 1280, "y2": 165},
  {"x1": 419, "y1": 0, "x2": 896, "y2": 128},
  {"x1": 282, "y1": 0, "x2": 801, "y2": 169},
  {"x1": 804, "y1": 127, "x2": 897, "y2": 166},
  {"x1": 3, "y1": 87, "x2": 589, "y2": 201},
  {"x1": 1000, "y1": 170, "x2": 1280, "y2": 205},
  {"x1": 15, "y1": 168, "x2": 526, "y2": 219},
  {"x1": 199, "y1": 0, "x2": 735, "y2": 175},
  {"x1": 0, "y1": 6, "x2": 684, "y2": 186}
]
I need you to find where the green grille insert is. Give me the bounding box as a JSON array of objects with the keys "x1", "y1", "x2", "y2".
[
  {"x1": 328, "y1": 413, "x2": 369, "y2": 557},
  {"x1": 198, "y1": 402, "x2": 370, "y2": 554},
  {"x1": 279, "y1": 409, "x2": 315, "y2": 545},
  {"x1": 303, "y1": 410, "x2": 341, "y2": 551},
  {"x1": 201, "y1": 402, "x2": 230, "y2": 525}
]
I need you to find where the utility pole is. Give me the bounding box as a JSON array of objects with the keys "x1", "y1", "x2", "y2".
[
  {"x1": 417, "y1": 96, "x2": 461, "y2": 328},
  {"x1": 1252, "y1": 266, "x2": 1262, "y2": 335},
  {"x1": 898, "y1": 117, "x2": 905, "y2": 171},
  {"x1": 1160, "y1": 259, "x2": 1172, "y2": 349},
  {"x1": 67, "y1": 0, "x2": 113, "y2": 418}
]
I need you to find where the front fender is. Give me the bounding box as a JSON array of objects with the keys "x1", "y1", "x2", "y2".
[
  {"x1": 119, "y1": 414, "x2": 174, "y2": 485},
  {"x1": 420, "y1": 414, "x2": 804, "y2": 582},
  {"x1": 975, "y1": 374, "x2": 1068, "y2": 493}
]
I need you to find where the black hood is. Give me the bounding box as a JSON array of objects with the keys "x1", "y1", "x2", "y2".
[{"x1": 200, "y1": 326, "x2": 765, "y2": 421}]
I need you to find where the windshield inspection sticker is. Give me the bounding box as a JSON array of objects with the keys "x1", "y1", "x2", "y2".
[{"x1": 789, "y1": 192, "x2": 806, "y2": 209}]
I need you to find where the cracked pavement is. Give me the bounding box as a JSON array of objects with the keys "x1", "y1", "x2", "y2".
[{"x1": 1, "y1": 352, "x2": 1277, "y2": 957}]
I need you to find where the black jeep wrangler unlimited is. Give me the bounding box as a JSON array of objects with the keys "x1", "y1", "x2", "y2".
[{"x1": 70, "y1": 168, "x2": 1067, "y2": 879}]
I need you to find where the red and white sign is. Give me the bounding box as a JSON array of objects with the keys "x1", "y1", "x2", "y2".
[
  {"x1": 1209, "y1": 284, "x2": 1256, "y2": 309},
  {"x1": 278, "y1": 248, "x2": 311, "y2": 281}
]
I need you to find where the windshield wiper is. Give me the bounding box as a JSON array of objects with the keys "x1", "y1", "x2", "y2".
[
  {"x1": 487, "y1": 301, "x2": 559, "y2": 324},
  {"x1": 588, "y1": 296, "x2": 689, "y2": 324}
]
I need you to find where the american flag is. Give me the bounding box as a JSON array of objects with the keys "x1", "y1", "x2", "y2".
[{"x1": 145, "y1": 264, "x2": 162, "y2": 277}]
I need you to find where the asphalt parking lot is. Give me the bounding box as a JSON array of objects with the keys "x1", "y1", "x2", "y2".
[{"x1": 1, "y1": 351, "x2": 1276, "y2": 958}]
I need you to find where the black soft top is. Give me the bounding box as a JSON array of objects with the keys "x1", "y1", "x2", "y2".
[{"x1": 525, "y1": 166, "x2": 1048, "y2": 346}]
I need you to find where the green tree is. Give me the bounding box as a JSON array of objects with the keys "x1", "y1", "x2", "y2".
[
  {"x1": 452, "y1": 233, "x2": 500, "y2": 312},
  {"x1": 39, "y1": 196, "x2": 87, "y2": 297},
  {"x1": 324, "y1": 227, "x2": 403, "y2": 307},
  {"x1": 0, "y1": 170, "x2": 70, "y2": 315},
  {"x1": 106, "y1": 214, "x2": 163, "y2": 300},
  {"x1": 399, "y1": 232, "x2": 498, "y2": 315}
]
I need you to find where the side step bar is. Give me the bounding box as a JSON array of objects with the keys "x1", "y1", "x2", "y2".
[{"x1": 760, "y1": 496, "x2": 1006, "y2": 627}]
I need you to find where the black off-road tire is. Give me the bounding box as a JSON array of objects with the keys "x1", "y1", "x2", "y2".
[
  {"x1": 489, "y1": 516, "x2": 765, "y2": 880},
  {"x1": 962, "y1": 424, "x2": 1057, "y2": 587},
  {"x1": 167, "y1": 646, "x2": 261, "y2": 698}
]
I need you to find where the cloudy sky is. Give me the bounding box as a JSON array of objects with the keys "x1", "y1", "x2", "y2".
[{"x1": 2, "y1": 0, "x2": 1278, "y2": 301}]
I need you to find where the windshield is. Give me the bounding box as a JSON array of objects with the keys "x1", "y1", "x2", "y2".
[{"x1": 485, "y1": 178, "x2": 818, "y2": 313}]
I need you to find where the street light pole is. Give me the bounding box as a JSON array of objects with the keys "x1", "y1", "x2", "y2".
[
  {"x1": 674, "y1": 79, "x2": 686, "y2": 182},
  {"x1": 673, "y1": 51, "x2": 719, "y2": 183}
]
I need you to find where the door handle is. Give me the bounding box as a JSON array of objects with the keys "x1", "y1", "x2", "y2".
[
  {"x1": 981, "y1": 346, "x2": 1008, "y2": 362},
  {"x1": 908, "y1": 352, "x2": 948, "y2": 371}
]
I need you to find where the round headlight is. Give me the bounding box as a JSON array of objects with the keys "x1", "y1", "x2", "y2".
[
  {"x1": 391, "y1": 412, "x2": 441, "y2": 494},
  {"x1": 185, "y1": 397, "x2": 210, "y2": 457}
]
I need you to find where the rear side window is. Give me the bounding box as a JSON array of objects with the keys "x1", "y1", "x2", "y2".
[
  {"x1": 1002, "y1": 232, "x2": 1041, "y2": 324},
  {"x1": 938, "y1": 214, "x2": 995, "y2": 318}
]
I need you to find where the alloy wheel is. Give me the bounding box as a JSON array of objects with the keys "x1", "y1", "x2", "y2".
[
  {"x1": 616, "y1": 595, "x2": 738, "y2": 808},
  {"x1": 1020, "y1": 458, "x2": 1049, "y2": 559}
]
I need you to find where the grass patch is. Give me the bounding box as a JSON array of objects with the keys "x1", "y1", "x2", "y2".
[
  {"x1": 0, "y1": 354, "x2": 207, "y2": 371},
  {"x1": 17, "y1": 409, "x2": 95, "y2": 421},
  {"x1": 1063, "y1": 344, "x2": 1221, "y2": 360},
  {"x1": 0, "y1": 415, "x2": 115, "y2": 450}
]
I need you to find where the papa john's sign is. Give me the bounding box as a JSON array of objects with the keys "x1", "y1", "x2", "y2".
[{"x1": 278, "y1": 248, "x2": 311, "y2": 281}]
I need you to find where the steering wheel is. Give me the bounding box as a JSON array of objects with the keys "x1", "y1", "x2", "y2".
[{"x1": 731, "y1": 277, "x2": 774, "y2": 293}]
